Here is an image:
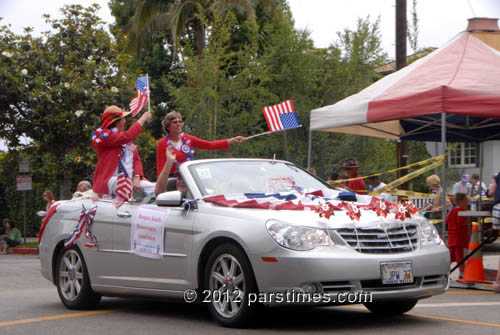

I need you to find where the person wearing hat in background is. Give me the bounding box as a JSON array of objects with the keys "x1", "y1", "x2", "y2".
[
  {"x1": 452, "y1": 173, "x2": 472, "y2": 197},
  {"x1": 92, "y1": 106, "x2": 153, "y2": 197},
  {"x1": 341, "y1": 157, "x2": 366, "y2": 194},
  {"x1": 157, "y1": 111, "x2": 247, "y2": 177}
]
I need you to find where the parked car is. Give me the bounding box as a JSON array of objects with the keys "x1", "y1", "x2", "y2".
[{"x1": 39, "y1": 159, "x2": 450, "y2": 327}]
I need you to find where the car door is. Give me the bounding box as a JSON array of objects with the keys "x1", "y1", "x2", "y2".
[
  {"x1": 82, "y1": 198, "x2": 120, "y2": 287},
  {"x1": 111, "y1": 201, "x2": 196, "y2": 292}
]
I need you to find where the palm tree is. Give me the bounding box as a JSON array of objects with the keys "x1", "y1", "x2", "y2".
[{"x1": 120, "y1": 0, "x2": 264, "y2": 57}]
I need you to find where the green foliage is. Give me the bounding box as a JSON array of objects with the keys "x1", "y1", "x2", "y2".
[
  {"x1": 0, "y1": 4, "x2": 136, "y2": 199},
  {"x1": 0, "y1": 2, "x2": 446, "y2": 236}
]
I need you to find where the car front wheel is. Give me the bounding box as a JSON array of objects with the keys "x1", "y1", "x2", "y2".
[
  {"x1": 56, "y1": 246, "x2": 101, "y2": 309},
  {"x1": 204, "y1": 243, "x2": 258, "y2": 328},
  {"x1": 363, "y1": 299, "x2": 418, "y2": 315}
]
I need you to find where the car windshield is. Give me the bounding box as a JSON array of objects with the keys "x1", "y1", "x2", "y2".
[{"x1": 188, "y1": 160, "x2": 328, "y2": 196}]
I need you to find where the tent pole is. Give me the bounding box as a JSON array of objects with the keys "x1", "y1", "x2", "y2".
[
  {"x1": 307, "y1": 127, "x2": 312, "y2": 169},
  {"x1": 441, "y1": 112, "x2": 447, "y2": 240}
]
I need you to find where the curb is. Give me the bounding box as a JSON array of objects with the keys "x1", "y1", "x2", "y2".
[{"x1": 10, "y1": 247, "x2": 38, "y2": 255}]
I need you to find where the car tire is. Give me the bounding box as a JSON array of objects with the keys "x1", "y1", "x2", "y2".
[
  {"x1": 55, "y1": 246, "x2": 101, "y2": 309},
  {"x1": 203, "y1": 243, "x2": 259, "y2": 328},
  {"x1": 363, "y1": 299, "x2": 418, "y2": 315}
]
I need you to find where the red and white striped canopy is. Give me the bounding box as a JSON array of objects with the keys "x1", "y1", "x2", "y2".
[{"x1": 310, "y1": 30, "x2": 500, "y2": 141}]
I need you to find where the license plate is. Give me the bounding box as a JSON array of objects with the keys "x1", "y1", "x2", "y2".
[{"x1": 380, "y1": 262, "x2": 413, "y2": 284}]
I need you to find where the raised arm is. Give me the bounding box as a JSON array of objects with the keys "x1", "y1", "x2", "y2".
[{"x1": 155, "y1": 146, "x2": 177, "y2": 196}]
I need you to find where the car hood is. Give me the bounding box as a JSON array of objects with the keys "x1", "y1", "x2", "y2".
[{"x1": 200, "y1": 200, "x2": 428, "y2": 230}]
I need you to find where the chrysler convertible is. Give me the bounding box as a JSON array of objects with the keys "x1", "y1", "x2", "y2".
[{"x1": 39, "y1": 159, "x2": 450, "y2": 327}]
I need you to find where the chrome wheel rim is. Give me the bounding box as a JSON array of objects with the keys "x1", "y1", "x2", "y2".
[
  {"x1": 209, "y1": 253, "x2": 245, "y2": 318},
  {"x1": 59, "y1": 249, "x2": 83, "y2": 301}
]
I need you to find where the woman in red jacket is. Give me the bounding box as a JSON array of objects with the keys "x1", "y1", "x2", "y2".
[
  {"x1": 92, "y1": 106, "x2": 152, "y2": 196},
  {"x1": 156, "y1": 111, "x2": 246, "y2": 177}
]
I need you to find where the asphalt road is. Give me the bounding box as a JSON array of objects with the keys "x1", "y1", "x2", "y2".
[{"x1": 1, "y1": 245, "x2": 499, "y2": 335}]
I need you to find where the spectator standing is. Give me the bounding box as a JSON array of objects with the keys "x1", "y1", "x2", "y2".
[
  {"x1": 452, "y1": 174, "x2": 472, "y2": 196},
  {"x1": 0, "y1": 219, "x2": 22, "y2": 254},
  {"x1": 470, "y1": 173, "x2": 487, "y2": 198},
  {"x1": 43, "y1": 190, "x2": 55, "y2": 212},
  {"x1": 341, "y1": 157, "x2": 366, "y2": 194},
  {"x1": 421, "y1": 174, "x2": 451, "y2": 217},
  {"x1": 366, "y1": 175, "x2": 393, "y2": 203},
  {"x1": 446, "y1": 193, "x2": 470, "y2": 279}
]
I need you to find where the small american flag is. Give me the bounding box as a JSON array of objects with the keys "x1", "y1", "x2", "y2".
[
  {"x1": 129, "y1": 76, "x2": 149, "y2": 117},
  {"x1": 115, "y1": 157, "x2": 132, "y2": 202},
  {"x1": 262, "y1": 100, "x2": 300, "y2": 132}
]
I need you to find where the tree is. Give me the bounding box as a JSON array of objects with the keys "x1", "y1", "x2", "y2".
[
  {"x1": 0, "y1": 4, "x2": 136, "y2": 199},
  {"x1": 169, "y1": 10, "x2": 273, "y2": 155},
  {"x1": 116, "y1": 0, "x2": 263, "y2": 58}
]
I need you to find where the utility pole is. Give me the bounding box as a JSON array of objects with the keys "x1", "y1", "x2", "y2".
[{"x1": 396, "y1": 0, "x2": 409, "y2": 189}]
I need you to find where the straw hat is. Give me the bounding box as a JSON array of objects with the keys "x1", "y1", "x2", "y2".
[{"x1": 100, "y1": 105, "x2": 131, "y2": 129}]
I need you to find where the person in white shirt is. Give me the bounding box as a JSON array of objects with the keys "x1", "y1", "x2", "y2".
[
  {"x1": 366, "y1": 175, "x2": 393, "y2": 203},
  {"x1": 470, "y1": 173, "x2": 487, "y2": 198}
]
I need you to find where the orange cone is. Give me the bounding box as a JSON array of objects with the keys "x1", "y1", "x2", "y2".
[{"x1": 463, "y1": 222, "x2": 490, "y2": 283}]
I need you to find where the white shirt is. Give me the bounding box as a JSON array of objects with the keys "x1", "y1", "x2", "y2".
[{"x1": 452, "y1": 182, "x2": 471, "y2": 196}]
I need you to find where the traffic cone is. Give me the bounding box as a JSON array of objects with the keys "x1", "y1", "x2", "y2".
[{"x1": 462, "y1": 222, "x2": 489, "y2": 283}]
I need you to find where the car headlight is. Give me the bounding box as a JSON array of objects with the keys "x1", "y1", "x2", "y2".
[
  {"x1": 420, "y1": 220, "x2": 442, "y2": 245},
  {"x1": 266, "y1": 220, "x2": 333, "y2": 251}
]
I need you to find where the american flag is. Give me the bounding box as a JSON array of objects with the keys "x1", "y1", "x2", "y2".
[
  {"x1": 115, "y1": 157, "x2": 132, "y2": 202},
  {"x1": 129, "y1": 76, "x2": 149, "y2": 117},
  {"x1": 262, "y1": 100, "x2": 301, "y2": 132}
]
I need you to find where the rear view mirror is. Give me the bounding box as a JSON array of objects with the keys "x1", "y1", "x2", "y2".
[{"x1": 36, "y1": 211, "x2": 47, "y2": 217}]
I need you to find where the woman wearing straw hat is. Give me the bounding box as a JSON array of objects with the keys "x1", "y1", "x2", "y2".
[
  {"x1": 92, "y1": 106, "x2": 152, "y2": 196},
  {"x1": 156, "y1": 111, "x2": 247, "y2": 177}
]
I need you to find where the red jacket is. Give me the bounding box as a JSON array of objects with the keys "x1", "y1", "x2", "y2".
[
  {"x1": 156, "y1": 133, "x2": 229, "y2": 176},
  {"x1": 93, "y1": 122, "x2": 144, "y2": 195},
  {"x1": 446, "y1": 207, "x2": 469, "y2": 247},
  {"x1": 347, "y1": 173, "x2": 366, "y2": 194}
]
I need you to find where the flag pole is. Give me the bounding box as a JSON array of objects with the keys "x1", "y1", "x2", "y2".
[
  {"x1": 146, "y1": 73, "x2": 151, "y2": 114},
  {"x1": 247, "y1": 131, "x2": 273, "y2": 139},
  {"x1": 247, "y1": 125, "x2": 302, "y2": 139}
]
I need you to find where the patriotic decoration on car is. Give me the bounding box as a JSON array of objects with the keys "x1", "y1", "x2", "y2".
[
  {"x1": 129, "y1": 75, "x2": 149, "y2": 117},
  {"x1": 203, "y1": 191, "x2": 417, "y2": 223},
  {"x1": 64, "y1": 204, "x2": 98, "y2": 249},
  {"x1": 262, "y1": 100, "x2": 301, "y2": 132},
  {"x1": 113, "y1": 157, "x2": 132, "y2": 208}
]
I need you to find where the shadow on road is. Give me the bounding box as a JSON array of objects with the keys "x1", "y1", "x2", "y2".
[{"x1": 94, "y1": 298, "x2": 433, "y2": 330}]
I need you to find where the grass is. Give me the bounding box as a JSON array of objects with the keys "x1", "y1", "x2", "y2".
[{"x1": 18, "y1": 241, "x2": 38, "y2": 248}]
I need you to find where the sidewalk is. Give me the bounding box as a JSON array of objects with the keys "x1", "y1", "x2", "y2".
[
  {"x1": 449, "y1": 240, "x2": 500, "y2": 290},
  {"x1": 7, "y1": 237, "x2": 38, "y2": 255}
]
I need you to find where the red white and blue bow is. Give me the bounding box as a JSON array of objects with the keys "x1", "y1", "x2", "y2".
[{"x1": 64, "y1": 204, "x2": 98, "y2": 248}]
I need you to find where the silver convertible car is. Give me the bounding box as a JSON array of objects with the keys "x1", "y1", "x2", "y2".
[{"x1": 40, "y1": 159, "x2": 450, "y2": 327}]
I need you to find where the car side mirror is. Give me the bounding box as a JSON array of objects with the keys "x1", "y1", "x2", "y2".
[
  {"x1": 36, "y1": 211, "x2": 47, "y2": 217},
  {"x1": 156, "y1": 191, "x2": 183, "y2": 207}
]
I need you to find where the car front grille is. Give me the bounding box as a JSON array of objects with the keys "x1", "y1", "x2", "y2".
[{"x1": 332, "y1": 224, "x2": 419, "y2": 254}]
